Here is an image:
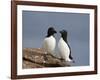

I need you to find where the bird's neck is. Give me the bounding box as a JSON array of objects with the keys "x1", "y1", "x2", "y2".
[
  {"x1": 61, "y1": 35, "x2": 67, "y2": 43},
  {"x1": 46, "y1": 34, "x2": 54, "y2": 37}
]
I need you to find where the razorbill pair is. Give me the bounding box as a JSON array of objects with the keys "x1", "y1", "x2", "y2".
[{"x1": 42, "y1": 27, "x2": 74, "y2": 63}]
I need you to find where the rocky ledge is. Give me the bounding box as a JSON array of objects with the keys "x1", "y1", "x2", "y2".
[{"x1": 23, "y1": 48, "x2": 71, "y2": 69}]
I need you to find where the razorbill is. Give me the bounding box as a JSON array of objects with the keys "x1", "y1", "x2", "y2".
[
  {"x1": 42, "y1": 27, "x2": 57, "y2": 55},
  {"x1": 58, "y1": 30, "x2": 74, "y2": 63}
]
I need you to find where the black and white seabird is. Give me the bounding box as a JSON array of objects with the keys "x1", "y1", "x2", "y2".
[
  {"x1": 58, "y1": 30, "x2": 74, "y2": 63},
  {"x1": 42, "y1": 27, "x2": 57, "y2": 55}
]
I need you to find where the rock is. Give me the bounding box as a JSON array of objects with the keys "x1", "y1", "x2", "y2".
[{"x1": 23, "y1": 48, "x2": 71, "y2": 69}]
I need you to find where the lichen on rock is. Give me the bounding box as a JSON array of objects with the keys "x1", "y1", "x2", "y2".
[{"x1": 23, "y1": 48, "x2": 71, "y2": 69}]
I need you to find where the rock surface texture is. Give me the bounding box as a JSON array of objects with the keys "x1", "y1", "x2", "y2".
[{"x1": 23, "y1": 48, "x2": 71, "y2": 68}]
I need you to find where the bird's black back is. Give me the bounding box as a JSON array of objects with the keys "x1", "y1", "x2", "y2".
[{"x1": 60, "y1": 30, "x2": 73, "y2": 60}]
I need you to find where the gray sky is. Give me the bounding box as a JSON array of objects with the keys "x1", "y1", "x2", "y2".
[{"x1": 22, "y1": 11, "x2": 90, "y2": 66}]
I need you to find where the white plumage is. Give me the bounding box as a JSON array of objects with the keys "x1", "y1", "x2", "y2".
[
  {"x1": 42, "y1": 27, "x2": 57, "y2": 55},
  {"x1": 42, "y1": 36, "x2": 56, "y2": 54},
  {"x1": 58, "y1": 37, "x2": 71, "y2": 62}
]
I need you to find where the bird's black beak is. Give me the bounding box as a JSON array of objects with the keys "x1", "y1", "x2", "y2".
[{"x1": 54, "y1": 30, "x2": 57, "y2": 33}]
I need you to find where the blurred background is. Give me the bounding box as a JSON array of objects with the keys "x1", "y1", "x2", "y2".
[{"x1": 22, "y1": 11, "x2": 90, "y2": 66}]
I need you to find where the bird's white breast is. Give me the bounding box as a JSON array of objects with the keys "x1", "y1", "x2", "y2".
[
  {"x1": 42, "y1": 36, "x2": 56, "y2": 54},
  {"x1": 58, "y1": 38, "x2": 70, "y2": 61}
]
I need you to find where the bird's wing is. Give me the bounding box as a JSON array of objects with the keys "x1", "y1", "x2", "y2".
[
  {"x1": 67, "y1": 43, "x2": 73, "y2": 60},
  {"x1": 42, "y1": 39, "x2": 48, "y2": 51}
]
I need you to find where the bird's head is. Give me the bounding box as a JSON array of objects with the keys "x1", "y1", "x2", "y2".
[
  {"x1": 59, "y1": 30, "x2": 68, "y2": 36},
  {"x1": 47, "y1": 27, "x2": 57, "y2": 37},
  {"x1": 59, "y1": 30, "x2": 68, "y2": 41}
]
